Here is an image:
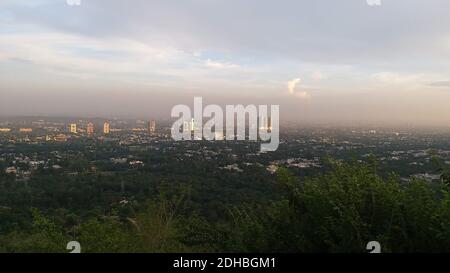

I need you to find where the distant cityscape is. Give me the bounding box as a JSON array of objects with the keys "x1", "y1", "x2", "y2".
[
  {"x1": 1, "y1": 116, "x2": 449, "y2": 186},
  {"x1": 0, "y1": 119, "x2": 159, "y2": 140}
]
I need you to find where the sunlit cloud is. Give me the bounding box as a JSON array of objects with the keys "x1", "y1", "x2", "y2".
[
  {"x1": 287, "y1": 78, "x2": 310, "y2": 98},
  {"x1": 288, "y1": 78, "x2": 301, "y2": 94}
]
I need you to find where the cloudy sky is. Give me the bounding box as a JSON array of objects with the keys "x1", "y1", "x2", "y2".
[{"x1": 1, "y1": 0, "x2": 450, "y2": 125}]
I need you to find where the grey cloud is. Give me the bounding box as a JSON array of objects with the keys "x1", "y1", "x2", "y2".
[{"x1": 5, "y1": 0, "x2": 450, "y2": 66}]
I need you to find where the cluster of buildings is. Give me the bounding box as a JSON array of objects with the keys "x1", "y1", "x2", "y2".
[
  {"x1": 0, "y1": 127, "x2": 33, "y2": 133},
  {"x1": 69, "y1": 121, "x2": 111, "y2": 135},
  {"x1": 68, "y1": 120, "x2": 157, "y2": 136},
  {"x1": 0, "y1": 119, "x2": 157, "y2": 137}
]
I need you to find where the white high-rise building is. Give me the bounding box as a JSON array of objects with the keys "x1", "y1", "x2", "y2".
[
  {"x1": 190, "y1": 118, "x2": 196, "y2": 132},
  {"x1": 148, "y1": 120, "x2": 156, "y2": 134},
  {"x1": 70, "y1": 123, "x2": 77, "y2": 134},
  {"x1": 103, "y1": 122, "x2": 110, "y2": 134}
]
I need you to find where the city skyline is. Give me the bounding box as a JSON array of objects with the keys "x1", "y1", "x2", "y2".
[{"x1": 1, "y1": 1, "x2": 450, "y2": 126}]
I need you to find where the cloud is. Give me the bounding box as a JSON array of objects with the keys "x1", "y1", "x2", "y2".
[
  {"x1": 287, "y1": 78, "x2": 310, "y2": 98},
  {"x1": 7, "y1": 0, "x2": 450, "y2": 67},
  {"x1": 204, "y1": 59, "x2": 239, "y2": 69},
  {"x1": 371, "y1": 72, "x2": 423, "y2": 84},
  {"x1": 288, "y1": 78, "x2": 301, "y2": 94},
  {"x1": 0, "y1": 32, "x2": 190, "y2": 76}
]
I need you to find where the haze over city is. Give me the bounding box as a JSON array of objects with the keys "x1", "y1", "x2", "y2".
[{"x1": 1, "y1": 0, "x2": 450, "y2": 126}]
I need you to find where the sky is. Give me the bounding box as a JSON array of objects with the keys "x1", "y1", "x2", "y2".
[{"x1": 0, "y1": 0, "x2": 450, "y2": 126}]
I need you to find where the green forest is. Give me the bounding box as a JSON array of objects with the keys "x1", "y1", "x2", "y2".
[{"x1": 1, "y1": 159, "x2": 449, "y2": 253}]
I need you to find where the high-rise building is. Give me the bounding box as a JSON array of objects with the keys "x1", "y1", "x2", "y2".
[
  {"x1": 70, "y1": 123, "x2": 77, "y2": 134},
  {"x1": 103, "y1": 122, "x2": 110, "y2": 134},
  {"x1": 259, "y1": 116, "x2": 272, "y2": 132},
  {"x1": 87, "y1": 122, "x2": 94, "y2": 135},
  {"x1": 190, "y1": 118, "x2": 196, "y2": 132},
  {"x1": 148, "y1": 120, "x2": 156, "y2": 134}
]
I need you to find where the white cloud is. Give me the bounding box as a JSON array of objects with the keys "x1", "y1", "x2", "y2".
[
  {"x1": 0, "y1": 30, "x2": 266, "y2": 91},
  {"x1": 288, "y1": 78, "x2": 301, "y2": 94},
  {"x1": 0, "y1": 32, "x2": 188, "y2": 72},
  {"x1": 0, "y1": 31, "x2": 229, "y2": 87},
  {"x1": 204, "y1": 59, "x2": 239, "y2": 69},
  {"x1": 287, "y1": 78, "x2": 310, "y2": 98},
  {"x1": 371, "y1": 72, "x2": 423, "y2": 85}
]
